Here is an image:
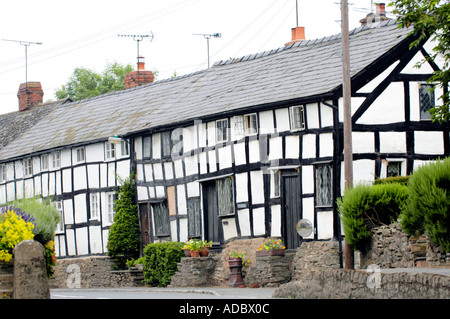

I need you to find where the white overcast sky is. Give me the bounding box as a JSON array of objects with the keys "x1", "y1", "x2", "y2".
[{"x1": 0, "y1": 0, "x2": 394, "y2": 114}]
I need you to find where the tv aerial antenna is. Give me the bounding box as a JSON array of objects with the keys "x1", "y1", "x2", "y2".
[
  {"x1": 193, "y1": 33, "x2": 221, "y2": 68},
  {"x1": 118, "y1": 33, "x2": 154, "y2": 69},
  {"x1": 2, "y1": 39, "x2": 43, "y2": 85}
]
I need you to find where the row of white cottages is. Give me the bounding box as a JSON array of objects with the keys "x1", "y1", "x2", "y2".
[{"x1": 0, "y1": 20, "x2": 448, "y2": 259}]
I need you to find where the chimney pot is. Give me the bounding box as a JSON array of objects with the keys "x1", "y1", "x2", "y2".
[
  {"x1": 124, "y1": 57, "x2": 154, "y2": 89},
  {"x1": 376, "y1": 3, "x2": 386, "y2": 16},
  {"x1": 17, "y1": 82, "x2": 44, "y2": 112},
  {"x1": 285, "y1": 26, "x2": 305, "y2": 46}
]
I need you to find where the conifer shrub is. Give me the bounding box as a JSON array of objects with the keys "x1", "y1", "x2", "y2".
[
  {"x1": 107, "y1": 174, "x2": 140, "y2": 269},
  {"x1": 338, "y1": 183, "x2": 408, "y2": 252},
  {"x1": 399, "y1": 158, "x2": 450, "y2": 252},
  {"x1": 143, "y1": 242, "x2": 185, "y2": 287}
]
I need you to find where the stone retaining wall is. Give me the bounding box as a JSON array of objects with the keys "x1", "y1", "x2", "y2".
[{"x1": 273, "y1": 268, "x2": 450, "y2": 299}]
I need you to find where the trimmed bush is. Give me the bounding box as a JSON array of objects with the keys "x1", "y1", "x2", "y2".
[
  {"x1": 143, "y1": 242, "x2": 185, "y2": 287},
  {"x1": 399, "y1": 158, "x2": 450, "y2": 252},
  {"x1": 107, "y1": 174, "x2": 140, "y2": 269},
  {"x1": 338, "y1": 183, "x2": 408, "y2": 252},
  {"x1": 373, "y1": 175, "x2": 410, "y2": 186}
]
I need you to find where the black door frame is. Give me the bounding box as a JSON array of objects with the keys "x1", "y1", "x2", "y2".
[{"x1": 280, "y1": 169, "x2": 302, "y2": 250}]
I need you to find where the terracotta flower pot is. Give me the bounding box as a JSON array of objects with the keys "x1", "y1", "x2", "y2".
[
  {"x1": 200, "y1": 247, "x2": 210, "y2": 257},
  {"x1": 228, "y1": 257, "x2": 245, "y2": 287},
  {"x1": 256, "y1": 249, "x2": 286, "y2": 257},
  {"x1": 184, "y1": 249, "x2": 191, "y2": 257},
  {"x1": 190, "y1": 250, "x2": 200, "y2": 257}
]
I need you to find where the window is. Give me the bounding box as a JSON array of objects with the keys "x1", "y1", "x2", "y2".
[
  {"x1": 244, "y1": 113, "x2": 258, "y2": 135},
  {"x1": 161, "y1": 131, "x2": 172, "y2": 157},
  {"x1": 75, "y1": 147, "x2": 85, "y2": 163},
  {"x1": 270, "y1": 170, "x2": 280, "y2": 198},
  {"x1": 419, "y1": 84, "x2": 435, "y2": 120},
  {"x1": 143, "y1": 136, "x2": 152, "y2": 159},
  {"x1": 53, "y1": 201, "x2": 64, "y2": 233},
  {"x1": 106, "y1": 193, "x2": 116, "y2": 224},
  {"x1": 387, "y1": 161, "x2": 402, "y2": 177},
  {"x1": 217, "y1": 177, "x2": 235, "y2": 216},
  {"x1": 105, "y1": 142, "x2": 116, "y2": 160},
  {"x1": 234, "y1": 116, "x2": 245, "y2": 136},
  {"x1": 121, "y1": 140, "x2": 129, "y2": 157},
  {"x1": 187, "y1": 198, "x2": 201, "y2": 238},
  {"x1": 216, "y1": 119, "x2": 228, "y2": 143},
  {"x1": 290, "y1": 105, "x2": 305, "y2": 131},
  {"x1": 41, "y1": 154, "x2": 49, "y2": 171},
  {"x1": 0, "y1": 164, "x2": 6, "y2": 183},
  {"x1": 152, "y1": 202, "x2": 170, "y2": 237},
  {"x1": 51, "y1": 151, "x2": 61, "y2": 169},
  {"x1": 24, "y1": 158, "x2": 33, "y2": 176},
  {"x1": 90, "y1": 193, "x2": 100, "y2": 219},
  {"x1": 315, "y1": 164, "x2": 332, "y2": 206}
]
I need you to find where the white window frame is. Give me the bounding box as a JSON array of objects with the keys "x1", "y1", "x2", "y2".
[
  {"x1": 53, "y1": 201, "x2": 64, "y2": 233},
  {"x1": 233, "y1": 115, "x2": 245, "y2": 137},
  {"x1": 216, "y1": 119, "x2": 229, "y2": 143},
  {"x1": 41, "y1": 154, "x2": 49, "y2": 171},
  {"x1": 23, "y1": 158, "x2": 33, "y2": 177},
  {"x1": 120, "y1": 140, "x2": 129, "y2": 157},
  {"x1": 290, "y1": 105, "x2": 305, "y2": 131},
  {"x1": 90, "y1": 193, "x2": 100, "y2": 220},
  {"x1": 0, "y1": 164, "x2": 6, "y2": 183},
  {"x1": 51, "y1": 151, "x2": 61, "y2": 170},
  {"x1": 106, "y1": 192, "x2": 116, "y2": 224},
  {"x1": 75, "y1": 147, "x2": 85, "y2": 163},
  {"x1": 105, "y1": 142, "x2": 116, "y2": 160},
  {"x1": 244, "y1": 113, "x2": 258, "y2": 136}
]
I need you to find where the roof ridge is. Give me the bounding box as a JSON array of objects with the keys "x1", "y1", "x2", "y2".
[{"x1": 212, "y1": 19, "x2": 400, "y2": 67}]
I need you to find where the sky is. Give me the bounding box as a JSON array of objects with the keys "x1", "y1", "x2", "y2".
[{"x1": 0, "y1": 0, "x2": 394, "y2": 115}]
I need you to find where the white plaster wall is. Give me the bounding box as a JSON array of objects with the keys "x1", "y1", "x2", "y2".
[
  {"x1": 174, "y1": 159, "x2": 183, "y2": 179},
  {"x1": 107, "y1": 162, "x2": 116, "y2": 186},
  {"x1": 320, "y1": 102, "x2": 334, "y2": 127},
  {"x1": 177, "y1": 184, "x2": 187, "y2": 215},
  {"x1": 74, "y1": 194, "x2": 87, "y2": 223},
  {"x1": 187, "y1": 181, "x2": 199, "y2": 198},
  {"x1": 6, "y1": 182, "x2": 15, "y2": 202},
  {"x1": 86, "y1": 143, "x2": 104, "y2": 162},
  {"x1": 302, "y1": 165, "x2": 314, "y2": 194},
  {"x1": 319, "y1": 133, "x2": 333, "y2": 158},
  {"x1": 380, "y1": 132, "x2": 406, "y2": 154},
  {"x1": 117, "y1": 159, "x2": 130, "y2": 180},
  {"x1": 73, "y1": 166, "x2": 87, "y2": 191},
  {"x1": 179, "y1": 218, "x2": 188, "y2": 243},
  {"x1": 137, "y1": 186, "x2": 149, "y2": 201},
  {"x1": 234, "y1": 142, "x2": 246, "y2": 166},
  {"x1": 270, "y1": 204, "x2": 282, "y2": 237},
  {"x1": 317, "y1": 211, "x2": 333, "y2": 240},
  {"x1": 0, "y1": 185, "x2": 5, "y2": 204},
  {"x1": 352, "y1": 159, "x2": 375, "y2": 186},
  {"x1": 144, "y1": 163, "x2": 153, "y2": 182},
  {"x1": 41, "y1": 174, "x2": 49, "y2": 197},
  {"x1": 302, "y1": 134, "x2": 316, "y2": 159},
  {"x1": 63, "y1": 199, "x2": 73, "y2": 224},
  {"x1": 285, "y1": 135, "x2": 299, "y2": 159},
  {"x1": 100, "y1": 164, "x2": 107, "y2": 188},
  {"x1": 89, "y1": 226, "x2": 102, "y2": 254},
  {"x1": 66, "y1": 229, "x2": 76, "y2": 256},
  {"x1": 164, "y1": 162, "x2": 173, "y2": 180},
  {"x1": 238, "y1": 209, "x2": 251, "y2": 237},
  {"x1": 199, "y1": 152, "x2": 208, "y2": 174},
  {"x1": 208, "y1": 150, "x2": 217, "y2": 173},
  {"x1": 134, "y1": 136, "x2": 142, "y2": 160},
  {"x1": 218, "y1": 145, "x2": 233, "y2": 170},
  {"x1": 352, "y1": 132, "x2": 375, "y2": 154},
  {"x1": 222, "y1": 217, "x2": 238, "y2": 241},
  {"x1": 235, "y1": 172, "x2": 248, "y2": 203},
  {"x1": 198, "y1": 122, "x2": 207, "y2": 147},
  {"x1": 16, "y1": 180, "x2": 23, "y2": 199},
  {"x1": 153, "y1": 163, "x2": 163, "y2": 180},
  {"x1": 152, "y1": 133, "x2": 161, "y2": 159},
  {"x1": 248, "y1": 139, "x2": 260, "y2": 163},
  {"x1": 357, "y1": 82, "x2": 405, "y2": 125},
  {"x1": 259, "y1": 110, "x2": 275, "y2": 134},
  {"x1": 275, "y1": 108, "x2": 290, "y2": 132},
  {"x1": 76, "y1": 227, "x2": 89, "y2": 255},
  {"x1": 207, "y1": 121, "x2": 216, "y2": 146},
  {"x1": 25, "y1": 178, "x2": 35, "y2": 197},
  {"x1": 170, "y1": 220, "x2": 178, "y2": 241},
  {"x1": 414, "y1": 131, "x2": 444, "y2": 155},
  {"x1": 88, "y1": 165, "x2": 99, "y2": 188},
  {"x1": 250, "y1": 170, "x2": 264, "y2": 204},
  {"x1": 34, "y1": 176, "x2": 41, "y2": 196},
  {"x1": 306, "y1": 103, "x2": 320, "y2": 129},
  {"x1": 252, "y1": 207, "x2": 265, "y2": 236},
  {"x1": 302, "y1": 197, "x2": 315, "y2": 240}
]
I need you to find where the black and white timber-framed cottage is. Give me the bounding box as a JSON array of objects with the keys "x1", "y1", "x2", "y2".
[{"x1": 0, "y1": 19, "x2": 448, "y2": 258}]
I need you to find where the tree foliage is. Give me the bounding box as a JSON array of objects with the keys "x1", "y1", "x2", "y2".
[
  {"x1": 54, "y1": 61, "x2": 134, "y2": 101},
  {"x1": 106, "y1": 174, "x2": 140, "y2": 269},
  {"x1": 390, "y1": 0, "x2": 450, "y2": 122}
]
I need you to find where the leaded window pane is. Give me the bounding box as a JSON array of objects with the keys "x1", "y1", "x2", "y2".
[
  {"x1": 316, "y1": 164, "x2": 332, "y2": 206},
  {"x1": 387, "y1": 161, "x2": 401, "y2": 177},
  {"x1": 419, "y1": 84, "x2": 435, "y2": 120},
  {"x1": 153, "y1": 202, "x2": 170, "y2": 236},
  {"x1": 217, "y1": 177, "x2": 234, "y2": 216},
  {"x1": 187, "y1": 198, "x2": 201, "y2": 237},
  {"x1": 161, "y1": 131, "x2": 172, "y2": 157}
]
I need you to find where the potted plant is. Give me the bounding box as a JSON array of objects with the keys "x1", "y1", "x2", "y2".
[
  {"x1": 188, "y1": 239, "x2": 202, "y2": 257},
  {"x1": 228, "y1": 250, "x2": 249, "y2": 287},
  {"x1": 256, "y1": 238, "x2": 286, "y2": 256},
  {"x1": 183, "y1": 240, "x2": 192, "y2": 257},
  {"x1": 200, "y1": 240, "x2": 212, "y2": 257}
]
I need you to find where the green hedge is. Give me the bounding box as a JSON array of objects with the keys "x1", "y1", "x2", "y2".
[
  {"x1": 338, "y1": 183, "x2": 408, "y2": 252},
  {"x1": 143, "y1": 242, "x2": 185, "y2": 287},
  {"x1": 399, "y1": 158, "x2": 450, "y2": 252}
]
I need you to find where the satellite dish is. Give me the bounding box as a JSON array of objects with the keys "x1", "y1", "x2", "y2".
[{"x1": 296, "y1": 219, "x2": 313, "y2": 237}]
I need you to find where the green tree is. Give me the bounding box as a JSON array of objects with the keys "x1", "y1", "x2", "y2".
[
  {"x1": 55, "y1": 62, "x2": 134, "y2": 101},
  {"x1": 390, "y1": 0, "x2": 450, "y2": 122},
  {"x1": 106, "y1": 174, "x2": 140, "y2": 269}
]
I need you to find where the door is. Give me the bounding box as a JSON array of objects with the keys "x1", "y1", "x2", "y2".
[
  {"x1": 202, "y1": 181, "x2": 220, "y2": 244},
  {"x1": 282, "y1": 173, "x2": 301, "y2": 250},
  {"x1": 139, "y1": 203, "x2": 151, "y2": 249}
]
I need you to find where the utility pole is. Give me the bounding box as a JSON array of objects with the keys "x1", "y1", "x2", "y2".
[
  {"x1": 193, "y1": 33, "x2": 221, "y2": 68},
  {"x1": 2, "y1": 39, "x2": 43, "y2": 85},
  {"x1": 341, "y1": 0, "x2": 354, "y2": 269}
]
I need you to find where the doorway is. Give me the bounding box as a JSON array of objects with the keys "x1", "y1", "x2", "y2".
[
  {"x1": 202, "y1": 181, "x2": 221, "y2": 245},
  {"x1": 281, "y1": 171, "x2": 301, "y2": 250}
]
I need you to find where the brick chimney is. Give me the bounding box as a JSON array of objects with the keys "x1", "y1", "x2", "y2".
[
  {"x1": 124, "y1": 56, "x2": 154, "y2": 89},
  {"x1": 359, "y1": 3, "x2": 390, "y2": 26},
  {"x1": 285, "y1": 26, "x2": 306, "y2": 46},
  {"x1": 17, "y1": 82, "x2": 44, "y2": 112}
]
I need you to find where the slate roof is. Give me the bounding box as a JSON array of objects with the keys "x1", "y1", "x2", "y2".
[{"x1": 0, "y1": 19, "x2": 412, "y2": 162}]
